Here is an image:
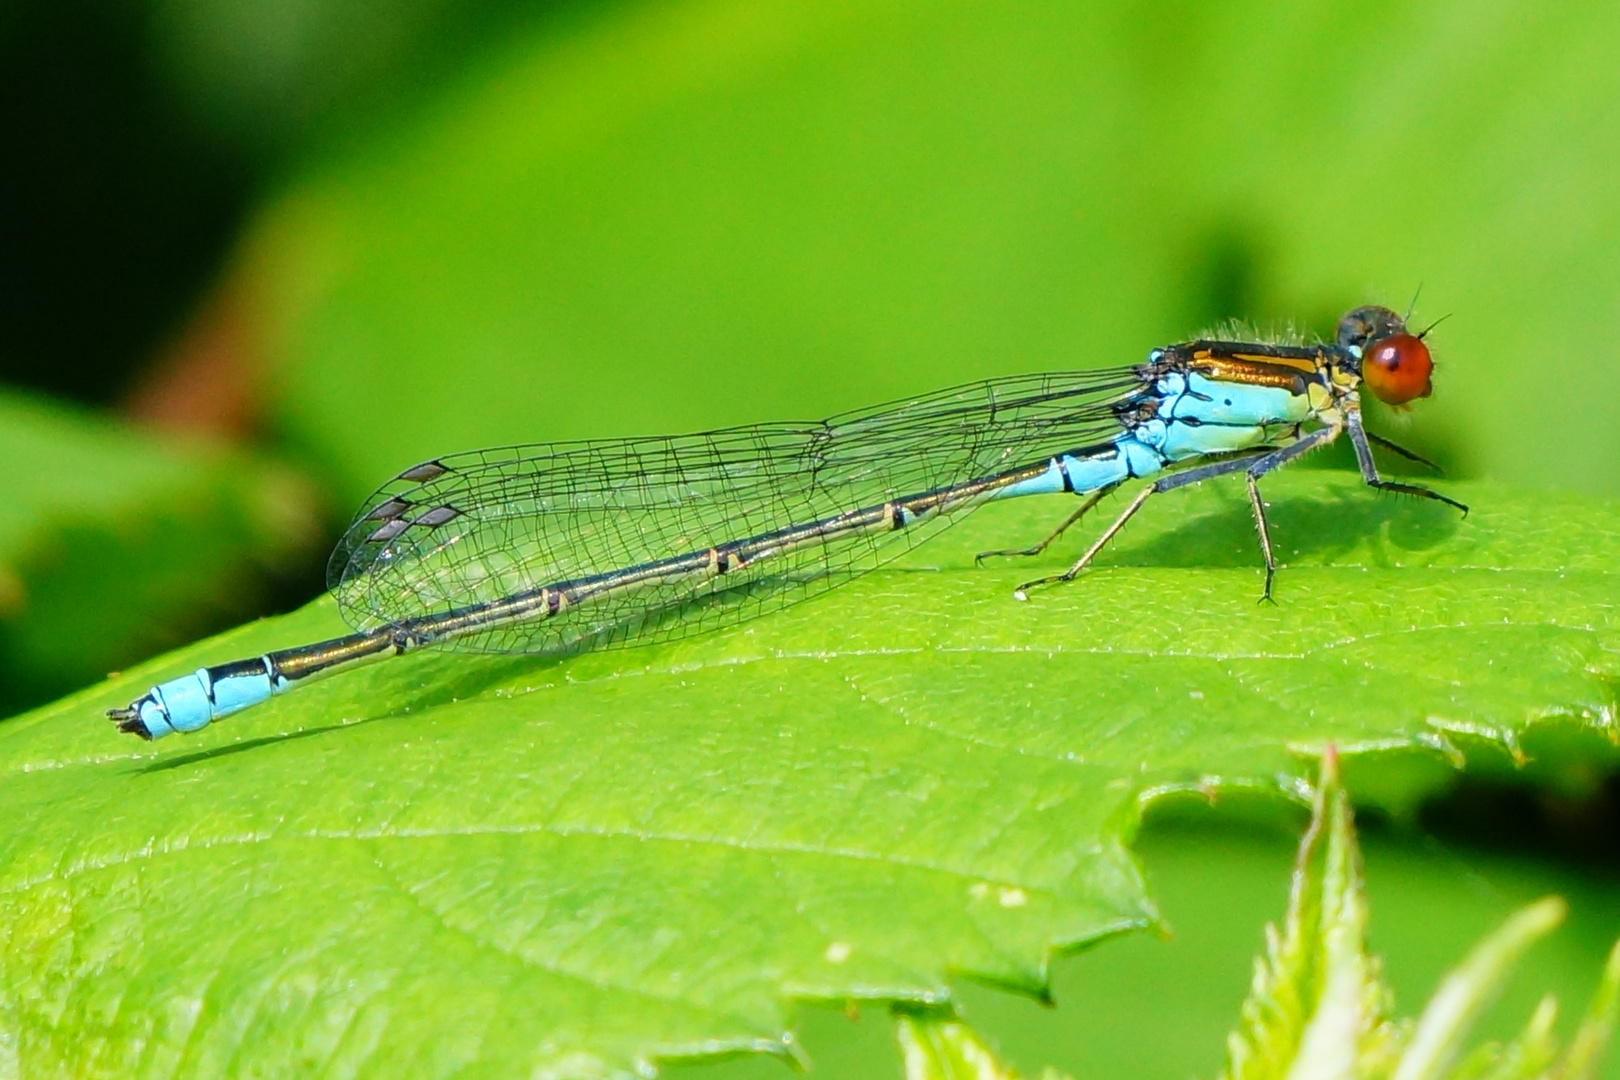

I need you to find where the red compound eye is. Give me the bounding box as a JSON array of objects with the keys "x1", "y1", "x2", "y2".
[{"x1": 1362, "y1": 333, "x2": 1433, "y2": 406}]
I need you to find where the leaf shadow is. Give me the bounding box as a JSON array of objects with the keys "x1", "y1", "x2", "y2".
[
  {"x1": 1103, "y1": 481, "x2": 1466, "y2": 570},
  {"x1": 137, "y1": 720, "x2": 370, "y2": 772}
]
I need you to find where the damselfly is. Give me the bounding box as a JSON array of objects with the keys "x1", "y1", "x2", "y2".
[{"x1": 110, "y1": 304, "x2": 1465, "y2": 740}]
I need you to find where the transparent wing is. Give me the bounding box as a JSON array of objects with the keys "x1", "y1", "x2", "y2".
[{"x1": 327, "y1": 368, "x2": 1146, "y2": 654}]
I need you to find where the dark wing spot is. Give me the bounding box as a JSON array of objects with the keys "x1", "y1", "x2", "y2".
[
  {"x1": 413, "y1": 505, "x2": 461, "y2": 528},
  {"x1": 366, "y1": 519, "x2": 411, "y2": 543},
  {"x1": 397, "y1": 460, "x2": 450, "y2": 483},
  {"x1": 365, "y1": 497, "x2": 412, "y2": 521}
]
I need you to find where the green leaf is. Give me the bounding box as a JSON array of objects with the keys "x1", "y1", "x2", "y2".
[
  {"x1": 0, "y1": 391, "x2": 321, "y2": 716},
  {"x1": 1215, "y1": 750, "x2": 1620, "y2": 1080},
  {"x1": 1221, "y1": 750, "x2": 1389, "y2": 1080},
  {"x1": 893, "y1": 1010, "x2": 1053, "y2": 1080},
  {"x1": 944, "y1": 805, "x2": 1620, "y2": 1080},
  {"x1": 1393, "y1": 899, "x2": 1568, "y2": 1080},
  {"x1": 1556, "y1": 940, "x2": 1620, "y2": 1080},
  {"x1": 2, "y1": 472, "x2": 1615, "y2": 1077}
]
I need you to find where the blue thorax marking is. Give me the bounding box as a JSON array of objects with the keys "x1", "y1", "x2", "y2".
[
  {"x1": 1154, "y1": 372, "x2": 1311, "y2": 427},
  {"x1": 992, "y1": 367, "x2": 1316, "y2": 505}
]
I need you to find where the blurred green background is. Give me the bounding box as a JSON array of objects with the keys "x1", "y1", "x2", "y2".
[{"x1": 2, "y1": 0, "x2": 1616, "y2": 1075}]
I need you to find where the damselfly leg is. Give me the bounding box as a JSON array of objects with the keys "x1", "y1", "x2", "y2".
[
  {"x1": 973, "y1": 484, "x2": 1118, "y2": 564},
  {"x1": 1013, "y1": 413, "x2": 1467, "y2": 604},
  {"x1": 1362, "y1": 430, "x2": 1443, "y2": 472},
  {"x1": 1012, "y1": 448, "x2": 1271, "y2": 599},
  {"x1": 1346, "y1": 412, "x2": 1469, "y2": 515},
  {"x1": 1240, "y1": 423, "x2": 1344, "y2": 602}
]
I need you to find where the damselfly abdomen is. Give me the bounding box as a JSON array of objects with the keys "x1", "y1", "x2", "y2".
[{"x1": 110, "y1": 305, "x2": 1464, "y2": 739}]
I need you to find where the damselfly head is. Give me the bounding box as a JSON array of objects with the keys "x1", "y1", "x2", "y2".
[
  {"x1": 1336, "y1": 304, "x2": 1434, "y2": 408},
  {"x1": 1335, "y1": 305, "x2": 1407, "y2": 350}
]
